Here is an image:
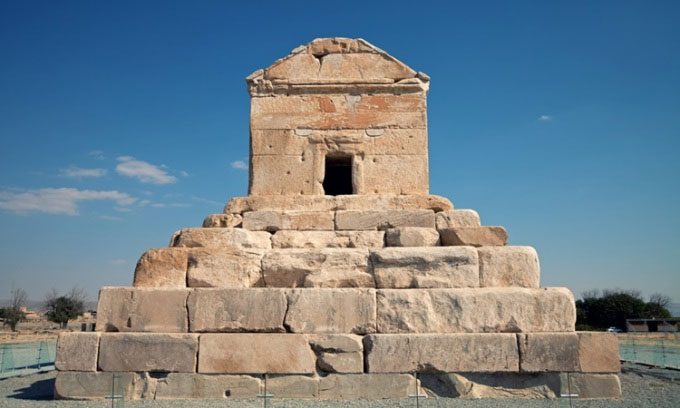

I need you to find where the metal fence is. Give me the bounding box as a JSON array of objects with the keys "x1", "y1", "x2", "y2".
[
  {"x1": 0, "y1": 340, "x2": 56, "y2": 377},
  {"x1": 619, "y1": 335, "x2": 680, "y2": 369}
]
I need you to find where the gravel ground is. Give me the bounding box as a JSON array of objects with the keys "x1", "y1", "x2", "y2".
[{"x1": 1, "y1": 364, "x2": 679, "y2": 408}]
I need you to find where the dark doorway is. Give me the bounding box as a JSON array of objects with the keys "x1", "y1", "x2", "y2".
[
  {"x1": 323, "y1": 155, "x2": 353, "y2": 195},
  {"x1": 648, "y1": 321, "x2": 659, "y2": 332}
]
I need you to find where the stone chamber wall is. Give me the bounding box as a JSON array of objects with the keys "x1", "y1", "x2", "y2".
[{"x1": 54, "y1": 195, "x2": 622, "y2": 400}]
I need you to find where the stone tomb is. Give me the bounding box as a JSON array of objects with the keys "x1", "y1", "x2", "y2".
[{"x1": 55, "y1": 38, "x2": 621, "y2": 400}]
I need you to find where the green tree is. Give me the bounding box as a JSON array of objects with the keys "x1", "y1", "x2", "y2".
[
  {"x1": 576, "y1": 289, "x2": 673, "y2": 330},
  {"x1": 44, "y1": 287, "x2": 86, "y2": 328},
  {"x1": 1, "y1": 288, "x2": 27, "y2": 331}
]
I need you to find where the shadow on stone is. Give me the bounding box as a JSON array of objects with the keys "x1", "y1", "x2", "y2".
[{"x1": 8, "y1": 377, "x2": 55, "y2": 400}]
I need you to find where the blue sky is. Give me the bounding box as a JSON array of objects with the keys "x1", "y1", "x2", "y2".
[{"x1": 1, "y1": 1, "x2": 678, "y2": 303}]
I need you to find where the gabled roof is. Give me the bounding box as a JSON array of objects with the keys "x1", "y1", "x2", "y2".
[{"x1": 247, "y1": 38, "x2": 429, "y2": 95}]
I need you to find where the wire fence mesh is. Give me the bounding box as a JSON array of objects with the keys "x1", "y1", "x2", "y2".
[
  {"x1": 0, "y1": 340, "x2": 56, "y2": 378},
  {"x1": 618, "y1": 334, "x2": 680, "y2": 369}
]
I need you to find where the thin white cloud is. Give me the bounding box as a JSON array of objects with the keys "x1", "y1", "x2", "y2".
[
  {"x1": 230, "y1": 160, "x2": 248, "y2": 171},
  {"x1": 179, "y1": 171, "x2": 189, "y2": 177},
  {"x1": 60, "y1": 166, "x2": 107, "y2": 178},
  {"x1": 88, "y1": 150, "x2": 105, "y2": 160},
  {"x1": 538, "y1": 115, "x2": 552, "y2": 121},
  {"x1": 115, "y1": 156, "x2": 176, "y2": 185},
  {"x1": 0, "y1": 188, "x2": 136, "y2": 216}
]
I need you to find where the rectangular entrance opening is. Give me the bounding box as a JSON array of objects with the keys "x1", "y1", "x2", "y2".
[{"x1": 323, "y1": 155, "x2": 353, "y2": 195}]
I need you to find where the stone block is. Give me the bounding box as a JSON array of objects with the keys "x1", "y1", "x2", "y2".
[
  {"x1": 198, "y1": 334, "x2": 315, "y2": 374},
  {"x1": 55, "y1": 371, "x2": 145, "y2": 400},
  {"x1": 262, "y1": 249, "x2": 372, "y2": 288},
  {"x1": 172, "y1": 228, "x2": 271, "y2": 250},
  {"x1": 202, "y1": 213, "x2": 242, "y2": 228},
  {"x1": 335, "y1": 209, "x2": 435, "y2": 230},
  {"x1": 420, "y1": 372, "x2": 561, "y2": 398},
  {"x1": 478, "y1": 246, "x2": 540, "y2": 288},
  {"x1": 376, "y1": 288, "x2": 576, "y2": 333},
  {"x1": 187, "y1": 288, "x2": 287, "y2": 333},
  {"x1": 364, "y1": 334, "x2": 519, "y2": 373},
  {"x1": 384, "y1": 227, "x2": 439, "y2": 247},
  {"x1": 186, "y1": 248, "x2": 264, "y2": 288},
  {"x1": 224, "y1": 194, "x2": 452, "y2": 213},
  {"x1": 518, "y1": 333, "x2": 580, "y2": 372},
  {"x1": 440, "y1": 227, "x2": 508, "y2": 246},
  {"x1": 370, "y1": 247, "x2": 479, "y2": 289},
  {"x1": 154, "y1": 374, "x2": 261, "y2": 399},
  {"x1": 251, "y1": 94, "x2": 425, "y2": 130},
  {"x1": 318, "y1": 374, "x2": 417, "y2": 399},
  {"x1": 285, "y1": 289, "x2": 376, "y2": 334},
  {"x1": 242, "y1": 210, "x2": 334, "y2": 231},
  {"x1": 267, "y1": 375, "x2": 319, "y2": 398},
  {"x1": 578, "y1": 332, "x2": 621, "y2": 373},
  {"x1": 309, "y1": 334, "x2": 364, "y2": 373},
  {"x1": 96, "y1": 287, "x2": 189, "y2": 333},
  {"x1": 435, "y1": 209, "x2": 481, "y2": 229},
  {"x1": 55, "y1": 332, "x2": 100, "y2": 371},
  {"x1": 98, "y1": 333, "x2": 198, "y2": 372},
  {"x1": 133, "y1": 248, "x2": 187, "y2": 288},
  {"x1": 361, "y1": 154, "x2": 429, "y2": 194},
  {"x1": 564, "y1": 373, "x2": 621, "y2": 398},
  {"x1": 271, "y1": 230, "x2": 384, "y2": 249},
  {"x1": 250, "y1": 155, "x2": 316, "y2": 195}
]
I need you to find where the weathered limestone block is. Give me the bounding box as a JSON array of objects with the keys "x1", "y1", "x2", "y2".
[
  {"x1": 420, "y1": 372, "x2": 561, "y2": 399},
  {"x1": 376, "y1": 288, "x2": 576, "y2": 333},
  {"x1": 55, "y1": 372, "x2": 145, "y2": 400},
  {"x1": 440, "y1": 227, "x2": 508, "y2": 246},
  {"x1": 370, "y1": 247, "x2": 479, "y2": 289},
  {"x1": 309, "y1": 334, "x2": 364, "y2": 373},
  {"x1": 250, "y1": 154, "x2": 318, "y2": 195},
  {"x1": 242, "y1": 210, "x2": 334, "y2": 231},
  {"x1": 364, "y1": 334, "x2": 519, "y2": 373},
  {"x1": 578, "y1": 332, "x2": 621, "y2": 373},
  {"x1": 186, "y1": 248, "x2": 263, "y2": 288},
  {"x1": 478, "y1": 246, "x2": 540, "y2": 288},
  {"x1": 335, "y1": 209, "x2": 435, "y2": 230},
  {"x1": 202, "y1": 213, "x2": 242, "y2": 228},
  {"x1": 267, "y1": 375, "x2": 319, "y2": 398},
  {"x1": 250, "y1": 94, "x2": 426, "y2": 130},
  {"x1": 518, "y1": 333, "x2": 580, "y2": 372},
  {"x1": 384, "y1": 227, "x2": 440, "y2": 247},
  {"x1": 198, "y1": 334, "x2": 315, "y2": 374},
  {"x1": 98, "y1": 333, "x2": 198, "y2": 372},
  {"x1": 271, "y1": 230, "x2": 384, "y2": 249},
  {"x1": 225, "y1": 194, "x2": 452, "y2": 213},
  {"x1": 435, "y1": 209, "x2": 481, "y2": 229},
  {"x1": 285, "y1": 289, "x2": 376, "y2": 334},
  {"x1": 55, "y1": 332, "x2": 100, "y2": 371},
  {"x1": 318, "y1": 374, "x2": 418, "y2": 399},
  {"x1": 172, "y1": 228, "x2": 271, "y2": 250},
  {"x1": 262, "y1": 249, "x2": 372, "y2": 288},
  {"x1": 133, "y1": 248, "x2": 187, "y2": 288},
  {"x1": 187, "y1": 288, "x2": 287, "y2": 333},
  {"x1": 154, "y1": 374, "x2": 262, "y2": 399},
  {"x1": 564, "y1": 373, "x2": 621, "y2": 398},
  {"x1": 361, "y1": 155, "x2": 429, "y2": 194},
  {"x1": 96, "y1": 287, "x2": 188, "y2": 332}
]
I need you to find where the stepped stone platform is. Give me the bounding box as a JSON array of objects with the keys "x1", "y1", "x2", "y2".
[{"x1": 55, "y1": 38, "x2": 621, "y2": 400}]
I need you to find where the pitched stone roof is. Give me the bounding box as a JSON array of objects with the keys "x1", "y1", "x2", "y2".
[{"x1": 247, "y1": 38, "x2": 429, "y2": 95}]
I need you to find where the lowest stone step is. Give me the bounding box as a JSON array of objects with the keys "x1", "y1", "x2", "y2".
[{"x1": 95, "y1": 287, "x2": 574, "y2": 334}]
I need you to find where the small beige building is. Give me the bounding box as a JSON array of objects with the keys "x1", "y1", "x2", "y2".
[{"x1": 247, "y1": 38, "x2": 430, "y2": 196}]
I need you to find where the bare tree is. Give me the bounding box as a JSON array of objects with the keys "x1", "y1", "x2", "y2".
[
  {"x1": 648, "y1": 293, "x2": 671, "y2": 308},
  {"x1": 2, "y1": 288, "x2": 27, "y2": 331}
]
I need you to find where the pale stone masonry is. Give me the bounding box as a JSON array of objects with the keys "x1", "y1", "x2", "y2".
[{"x1": 55, "y1": 38, "x2": 621, "y2": 400}]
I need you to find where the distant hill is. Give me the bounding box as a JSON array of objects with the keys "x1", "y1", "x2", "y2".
[{"x1": 0, "y1": 299, "x2": 98, "y2": 312}]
